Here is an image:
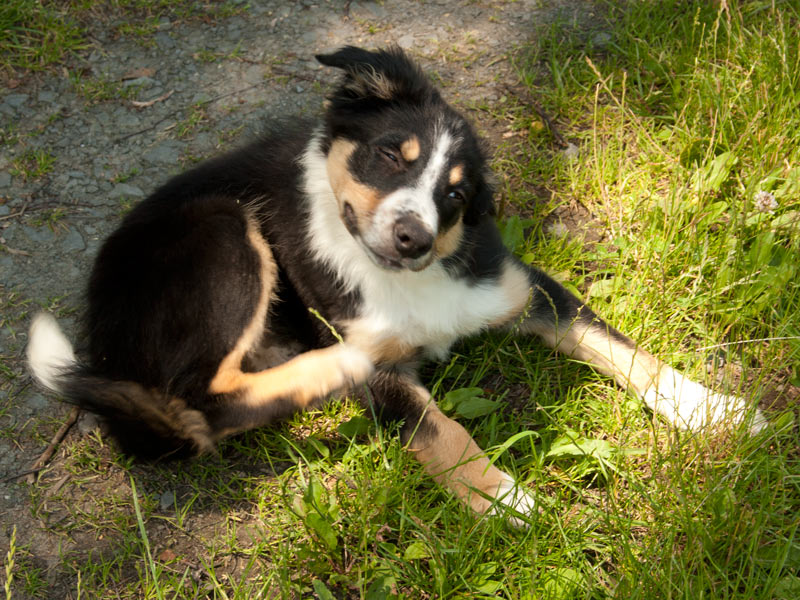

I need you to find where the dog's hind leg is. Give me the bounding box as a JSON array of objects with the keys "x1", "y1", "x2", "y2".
[
  {"x1": 495, "y1": 259, "x2": 766, "y2": 433},
  {"x1": 366, "y1": 370, "x2": 535, "y2": 526},
  {"x1": 203, "y1": 218, "x2": 374, "y2": 439}
]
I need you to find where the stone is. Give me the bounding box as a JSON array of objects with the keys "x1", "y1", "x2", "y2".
[
  {"x1": 109, "y1": 183, "x2": 146, "y2": 199},
  {"x1": 159, "y1": 490, "x2": 176, "y2": 511},
  {"x1": 38, "y1": 91, "x2": 57, "y2": 103},
  {"x1": 144, "y1": 141, "x2": 185, "y2": 165},
  {"x1": 4, "y1": 94, "x2": 28, "y2": 108},
  {"x1": 59, "y1": 226, "x2": 86, "y2": 252},
  {"x1": 398, "y1": 34, "x2": 415, "y2": 49},
  {"x1": 155, "y1": 32, "x2": 176, "y2": 50}
]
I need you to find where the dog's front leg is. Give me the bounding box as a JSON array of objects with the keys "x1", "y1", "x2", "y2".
[
  {"x1": 496, "y1": 259, "x2": 766, "y2": 433},
  {"x1": 365, "y1": 369, "x2": 535, "y2": 526}
]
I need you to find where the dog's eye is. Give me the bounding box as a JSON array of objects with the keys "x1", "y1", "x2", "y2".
[
  {"x1": 378, "y1": 148, "x2": 399, "y2": 164},
  {"x1": 448, "y1": 190, "x2": 465, "y2": 203}
]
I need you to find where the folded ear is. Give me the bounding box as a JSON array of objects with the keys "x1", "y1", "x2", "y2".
[
  {"x1": 316, "y1": 46, "x2": 436, "y2": 103},
  {"x1": 464, "y1": 176, "x2": 496, "y2": 226}
]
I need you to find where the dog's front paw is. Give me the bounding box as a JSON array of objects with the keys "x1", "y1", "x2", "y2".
[
  {"x1": 292, "y1": 343, "x2": 375, "y2": 404},
  {"x1": 645, "y1": 368, "x2": 766, "y2": 433},
  {"x1": 491, "y1": 473, "x2": 536, "y2": 528},
  {"x1": 333, "y1": 343, "x2": 375, "y2": 389}
]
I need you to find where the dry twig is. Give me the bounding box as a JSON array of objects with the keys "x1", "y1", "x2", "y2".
[{"x1": 26, "y1": 406, "x2": 81, "y2": 484}]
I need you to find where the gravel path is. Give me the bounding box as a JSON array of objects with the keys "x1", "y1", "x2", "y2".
[{"x1": 0, "y1": 0, "x2": 592, "y2": 591}]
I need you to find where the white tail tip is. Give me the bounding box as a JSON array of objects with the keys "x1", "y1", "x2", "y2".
[{"x1": 27, "y1": 312, "x2": 76, "y2": 393}]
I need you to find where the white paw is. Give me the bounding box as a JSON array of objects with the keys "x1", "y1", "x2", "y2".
[
  {"x1": 492, "y1": 472, "x2": 536, "y2": 528},
  {"x1": 644, "y1": 368, "x2": 766, "y2": 433},
  {"x1": 334, "y1": 343, "x2": 375, "y2": 389}
]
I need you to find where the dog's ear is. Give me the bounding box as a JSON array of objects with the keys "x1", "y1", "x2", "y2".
[
  {"x1": 464, "y1": 176, "x2": 496, "y2": 226},
  {"x1": 316, "y1": 46, "x2": 435, "y2": 103}
]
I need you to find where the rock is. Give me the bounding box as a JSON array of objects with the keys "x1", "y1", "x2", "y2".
[
  {"x1": 22, "y1": 225, "x2": 56, "y2": 245},
  {"x1": 592, "y1": 31, "x2": 612, "y2": 50},
  {"x1": 0, "y1": 172, "x2": 11, "y2": 189},
  {"x1": 143, "y1": 141, "x2": 185, "y2": 165},
  {"x1": 77, "y1": 412, "x2": 101, "y2": 435},
  {"x1": 159, "y1": 490, "x2": 176, "y2": 511},
  {"x1": 60, "y1": 226, "x2": 86, "y2": 252},
  {"x1": 109, "y1": 183, "x2": 146, "y2": 199},
  {"x1": 155, "y1": 32, "x2": 176, "y2": 50},
  {"x1": 38, "y1": 91, "x2": 57, "y2": 103},
  {"x1": 122, "y1": 76, "x2": 157, "y2": 88},
  {"x1": 4, "y1": 93, "x2": 28, "y2": 108},
  {"x1": 562, "y1": 142, "x2": 580, "y2": 160},
  {"x1": 398, "y1": 34, "x2": 415, "y2": 49},
  {"x1": 25, "y1": 392, "x2": 50, "y2": 412}
]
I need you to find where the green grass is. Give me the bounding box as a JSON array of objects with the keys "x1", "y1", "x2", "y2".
[
  {"x1": 5, "y1": 1, "x2": 800, "y2": 598},
  {"x1": 0, "y1": 1, "x2": 246, "y2": 74},
  {"x1": 0, "y1": 0, "x2": 87, "y2": 72},
  {"x1": 70, "y1": 71, "x2": 142, "y2": 104}
]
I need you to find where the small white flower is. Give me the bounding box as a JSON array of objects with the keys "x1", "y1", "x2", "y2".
[{"x1": 754, "y1": 190, "x2": 778, "y2": 213}]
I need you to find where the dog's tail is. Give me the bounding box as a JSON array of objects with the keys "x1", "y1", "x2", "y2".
[{"x1": 27, "y1": 312, "x2": 214, "y2": 459}]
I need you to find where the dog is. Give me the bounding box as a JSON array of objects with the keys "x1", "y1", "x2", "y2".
[{"x1": 27, "y1": 46, "x2": 765, "y2": 524}]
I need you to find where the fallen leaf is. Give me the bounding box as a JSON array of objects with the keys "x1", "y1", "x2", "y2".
[{"x1": 157, "y1": 549, "x2": 177, "y2": 562}]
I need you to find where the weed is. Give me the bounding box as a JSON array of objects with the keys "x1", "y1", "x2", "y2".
[
  {"x1": 0, "y1": 0, "x2": 87, "y2": 72},
  {"x1": 110, "y1": 167, "x2": 141, "y2": 184},
  {"x1": 4, "y1": 526, "x2": 15, "y2": 598},
  {"x1": 175, "y1": 103, "x2": 209, "y2": 138},
  {"x1": 116, "y1": 16, "x2": 160, "y2": 45},
  {"x1": 1, "y1": 1, "x2": 249, "y2": 74},
  {"x1": 192, "y1": 48, "x2": 219, "y2": 63},
  {"x1": 9, "y1": 149, "x2": 56, "y2": 181},
  {"x1": 0, "y1": 124, "x2": 23, "y2": 147},
  {"x1": 70, "y1": 71, "x2": 140, "y2": 104},
  {"x1": 29, "y1": 207, "x2": 66, "y2": 232}
]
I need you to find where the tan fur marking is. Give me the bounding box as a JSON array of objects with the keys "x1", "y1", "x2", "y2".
[
  {"x1": 347, "y1": 67, "x2": 396, "y2": 100},
  {"x1": 163, "y1": 397, "x2": 214, "y2": 453},
  {"x1": 404, "y1": 385, "x2": 518, "y2": 515},
  {"x1": 326, "y1": 139, "x2": 382, "y2": 220},
  {"x1": 448, "y1": 164, "x2": 464, "y2": 186},
  {"x1": 344, "y1": 319, "x2": 418, "y2": 365},
  {"x1": 211, "y1": 344, "x2": 368, "y2": 406},
  {"x1": 209, "y1": 216, "x2": 277, "y2": 393},
  {"x1": 525, "y1": 313, "x2": 661, "y2": 397},
  {"x1": 433, "y1": 219, "x2": 464, "y2": 259},
  {"x1": 400, "y1": 136, "x2": 421, "y2": 162}
]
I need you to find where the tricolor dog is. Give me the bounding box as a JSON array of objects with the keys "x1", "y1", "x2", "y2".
[{"x1": 28, "y1": 47, "x2": 764, "y2": 524}]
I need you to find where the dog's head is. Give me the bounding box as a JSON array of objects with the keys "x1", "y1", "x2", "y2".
[{"x1": 316, "y1": 46, "x2": 495, "y2": 272}]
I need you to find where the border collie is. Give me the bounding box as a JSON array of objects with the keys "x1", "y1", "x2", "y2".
[{"x1": 28, "y1": 46, "x2": 764, "y2": 524}]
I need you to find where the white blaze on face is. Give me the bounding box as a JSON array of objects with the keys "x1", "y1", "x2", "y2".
[{"x1": 362, "y1": 129, "x2": 454, "y2": 250}]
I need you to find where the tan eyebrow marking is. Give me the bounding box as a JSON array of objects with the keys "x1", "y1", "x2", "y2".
[
  {"x1": 400, "y1": 136, "x2": 421, "y2": 162},
  {"x1": 449, "y1": 164, "x2": 464, "y2": 186}
]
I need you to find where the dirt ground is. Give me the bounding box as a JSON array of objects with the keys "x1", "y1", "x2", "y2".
[{"x1": 1, "y1": 0, "x2": 610, "y2": 596}]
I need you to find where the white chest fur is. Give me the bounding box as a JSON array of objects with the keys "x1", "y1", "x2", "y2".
[{"x1": 349, "y1": 262, "x2": 516, "y2": 357}]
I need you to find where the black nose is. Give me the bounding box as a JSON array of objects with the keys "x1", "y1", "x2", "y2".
[{"x1": 393, "y1": 214, "x2": 434, "y2": 259}]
